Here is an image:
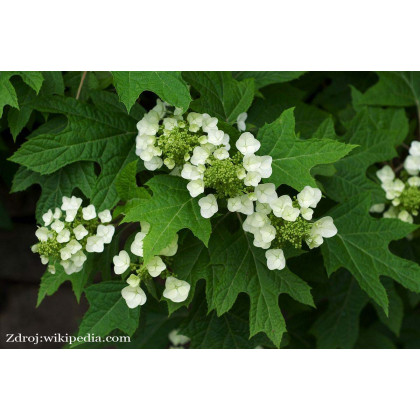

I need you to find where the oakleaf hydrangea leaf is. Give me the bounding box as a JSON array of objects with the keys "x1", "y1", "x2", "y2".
[
  {"x1": 322, "y1": 195, "x2": 420, "y2": 314},
  {"x1": 183, "y1": 71, "x2": 255, "y2": 123},
  {"x1": 321, "y1": 106, "x2": 409, "y2": 203},
  {"x1": 233, "y1": 71, "x2": 306, "y2": 89},
  {"x1": 121, "y1": 175, "x2": 212, "y2": 263},
  {"x1": 12, "y1": 163, "x2": 96, "y2": 223},
  {"x1": 9, "y1": 95, "x2": 140, "y2": 210},
  {"x1": 258, "y1": 108, "x2": 357, "y2": 190},
  {"x1": 356, "y1": 71, "x2": 420, "y2": 107},
  {"x1": 0, "y1": 71, "x2": 44, "y2": 118},
  {"x1": 112, "y1": 71, "x2": 191, "y2": 113},
  {"x1": 312, "y1": 273, "x2": 369, "y2": 348},
  {"x1": 75, "y1": 281, "x2": 140, "y2": 341},
  {"x1": 207, "y1": 220, "x2": 315, "y2": 347}
]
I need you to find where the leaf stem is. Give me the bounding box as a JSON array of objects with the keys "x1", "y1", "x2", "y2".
[{"x1": 76, "y1": 71, "x2": 88, "y2": 100}]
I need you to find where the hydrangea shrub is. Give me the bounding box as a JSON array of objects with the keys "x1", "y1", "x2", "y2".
[{"x1": 4, "y1": 70, "x2": 420, "y2": 348}]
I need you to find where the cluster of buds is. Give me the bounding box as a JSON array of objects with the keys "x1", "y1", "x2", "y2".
[
  {"x1": 32, "y1": 196, "x2": 114, "y2": 275},
  {"x1": 241, "y1": 185, "x2": 337, "y2": 270},
  {"x1": 371, "y1": 141, "x2": 420, "y2": 223},
  {"x1": 114, "y1": 222, "x2": 191, "y2": 309}
]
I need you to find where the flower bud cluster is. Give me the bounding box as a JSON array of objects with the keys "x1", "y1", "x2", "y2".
[
  {"x1": 115, "y1": 222, "x2": 191, "y2": 309},
  {"x1": 32, "y1": 196, "x2": 114, "y2": 275},
  {"x1": 371, "y1": 141, "x2": 420, "y2": 224},
  {"x1": 241, "y1": 185, "x2": 337, "y2": 271}
]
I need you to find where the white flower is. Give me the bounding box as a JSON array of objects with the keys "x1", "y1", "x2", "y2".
[
  {"x1": 383, "y1": 206, "x2": 398, "y2": 218},
  {"x1": 163, "y1": 277, "x2": 190, "y2": 303},
  {"x1": 376, "y1": 166, "x2": 395, "y2": 183},
  {"x1": 190, "y1": 146, "x2": 209, "y2": 166},
  {"x1": 239, "y1": 194, "x2": 254, "y2": 215},
  {"x1": 86, "y1": 235, "x2": 105, "y2": 253},
  {"x1": 144, "y1": 156, "x2": 163, "y2": 171},
  {"x1": 409, "y1": 140, "x2": 420, "y2": 156},
  {"x1": 61, "y1": 196, "x2": 82, "y2": 211},
  {"x1": 404, "y1": 155, "x2": 420, "y2": 175},
  {"x1": 146, "y1": 256, "x2": 166, "y2": 277},
  {"x1": 187, "y1": 179, "x2": 204, "y2": 197},
  {"x1": 198, "y1": 194, "x2": 218, "y2": 218},
  {"x1": 56, "y1": 229, "x2": 70, "y2": 243},
  {"x1": 51, "y1": 219, "x2": 65, "y2": 233},
  {"x1": 169, "y1": 329, "x2": 190, "y2": 346},
  {"x1": 201, "y1": 114, "x2": 218, "y2": 132},
  {"x1": 73, "y1": 224, "x2": 89, "y2": 240},
  {"x1": 48, "y1": 265, "x2": 56, "y2": 274},
  {"x1": 113, "y1": 250, "x2": 130, "y2": 275},
  {"x1": 383, "y1": 179, "x2": 405, "y2": 200},
  {"x1": 127, "y1": 274, "x2": 140, "y2": 287},
  {"x1": 35, "y1": 227, "x2": 50, "y2": 242},
  {"x1": 236, "y1": 167, "x2": 246, "y2": 180},
  {"x1": 305, "y1": 233, "x2": 324, "y2": 249},
  {"x1": 71, "y1": 250, "x2": 87, "y2": 268},
  {"x1": 163, "y1": 117, "x2": 178, "y2": 131},
  {"x1": 408, "y1": 176, "x2": 420, "y2": 187},
  {"x1": 121, "y1": 285, "x2": 147, "y2": 308},
  {"x1": 297, "y1": 186, "x2": 322, "y2": 209},
  {"x1": 247, "y1": 212, "x2": 269, "y2": 228},
  {"x1": 138, "y1": 146, "x2": 155, "y2": 161},
  {"x1": 60, "y1": 246, "x2": 72, "y2": 261},
  {"x1": 265, "y1": 249, "x2": 286, "y2": 271},
  {"x1": 311, "y1": 216, "x2": 337, "y2": 238},
  {"x1": 98, "y1": 209, "x2": 112, "y2": 223},
  {"x1": 187, "y1": 112, "x2": 203, "y2": 132},
  {"x1": 207, "y1": 129, "x2": 225, "y2": 146},
  {"x1": 31, "y1": 244, "x2": 39, "y2": 253},
  {"x1": 152, "y1": 99, "x2": 167, "y2": 119},
  {"x1": 256, "y1": 202, "x2": 272, "y2": 215},
  {"x1": 60, "y1": 260, "x2": 80, "y2": 275},
  {"x1": 40, "y1": 255, "x2": 49, "y2": 265},
  {"x1": 159, "y1": 235, "x2": 179, "y2": 257},
  {"x1": 82, "y1": 204, "x2": 96, "y2": 221},
  {"x1": 270, "y1": 195, "x2": 293, "y2": 218},
  {"x1": 259, "y1": 224, "x2": 276, "y2": 243},
  {"x1": 300, "y1": 207, "x2": 314, "y2": 220},
  {"x1": 213, "y1": 147, "x2": 229, "y2": 160},
  {"x1": 222, "y1": 133, "x2": 231, "y2": 150},
  {"x1": 282, "y1": 206, "x2": 300, "y2": 222},
  {"x1": 65, "y1": 209, "x2": 77, "y2": 222},
  {"x1": 181, "y1": 163, "x2": 203, "y2": 181},
  {"x1": 97, "y1": 224, "x2": 115, "y2": 244},
  {"x1": 392, "y1": 198, "x2": 400, "y2": 206},
  {"x1": 136, "y1": 134, "x2": 155, "y2": 152},
  {"x1": 244, "y1": 171, "x2": 262, "y2": 187},
  {"x1": 236, "y1": 112, "x2": 247, "y2": 132},
  {"x1": 243, "y1": 154, "x2": 261, "y2": 172},
  {"x1": 398, "y1": 210, "x2": 414, "y2": 223},
  {"x1": 131, "y1": 232, "x2": 146, "y2": 257},
  {"x1": 369, "y1": 203, "x2": 386, "y2": 213},
  {"x1": 53, "y1": 208, "x2": 62, "y2": 219},
  {"x1": 236, "y1": 133, "x2": 260, "y2": 155},
  {"x1": 67, "y1": 239, "x2": 82, "y2": 254},
  {"x1": 227, "y1": 196, "x2": 243, "y2": 212},
  {"x1": 137, "y1": 112, "x2": 159, "y2": 136},
  {"x1": 42, "y1": 209, "x2": 53, "y2": 226},
  {"x1": 257, "y1": 156, "x2": 273, "y2": 178},
  {"x1": 255, "y1": 183, "x2": 277, "y2": 204}
]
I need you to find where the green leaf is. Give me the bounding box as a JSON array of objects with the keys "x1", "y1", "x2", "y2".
[
  {"x1": 356, "y1": 71, "x2": 420, "y2": 108},
  {"x1": 11, "y1": 162, "x2": 96, "y2": 223},
  {"x1": 258, "y1": 108, "x2": 356, "y2": 190},
  {"x1": 181, "y1": 297, "x2": 274, "y2": 349},
  {"x1": 121, "y1": 174, "x2": 212, "y2": 263},
  {"x1": 9, "y1": 95, "x2": 140, "y2": 210},
  {"x1": 321, "y1": 106, "x2": 409, "y2": 203},
  {"x1": 233, "y1": 71, "x2": 306, "y2": 89},
  {"x1": 114, "y1": 160, "x2": 150, "y2": 201},
  {"x1": 322, "y1": 195, "x2": 420, "y2": 314},
  {"x1": 37, "y1": 257, "x2": 94, "y2": 306},
  {"x1": 75, "y1": 281, "x2": 140, "y2": 340},
  {"x1": 312, "y1": 273, "x2": 369, "y2": 348},
  {"x1": 183, "y1": 71, "x2": 255, "y2": 123},
  {"x1": 207, "y1": 218, "x2": 314, "y2": 347},
  {"x1": 112, "y1": 71, "x2": 191, "y2": 112}
]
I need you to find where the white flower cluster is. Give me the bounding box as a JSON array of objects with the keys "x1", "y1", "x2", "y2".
[
  {"x1": 241, "y1": 185, "x2": 337, "y2": 270},
  {"x1": 32, "y1": 196, "x2": 114, "y2": 275},
  {"x1": 115, "y1": 222, "x2": 191, "y2": 309},
  {"x1": 371, "y1": 141, "x2": 420, "y2": 224}
]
